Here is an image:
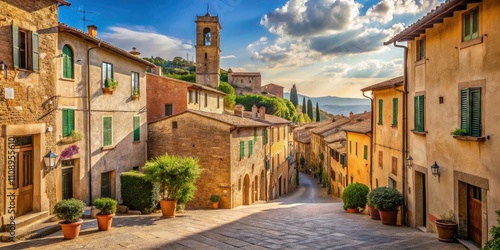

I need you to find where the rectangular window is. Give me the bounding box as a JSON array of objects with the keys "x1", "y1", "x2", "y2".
[
  {"x1": 172, "y1": 121, "x2": 178, "y2": 129},
  {"x1": 204, "y1": 93, "x2": 208, "y2": 107},
  {"x1": 378, "y1": 99, "x2": 383, "y2": 125},
  {"x1": 416, "y1": 36, "x2": 426, "y2": 61},
  {"x1": 393, "y1": 98, "x2": 398, "y2": 126},
  {"x1": 62, "y1": 109, "x2": 75, "y2": 137},
  {"x1": 188, "y1": 90, "x2": 193, "y2": 103},
  {"x1": 62, "y1": 45, "x2": 74, "y2": 79},
  {"x1": 463, "y1": 7, "x2": 479, "y2": 42},
  {"x1": 62, "y1": 167, "x2": 73, "y2": 200},
  {"x1": 277, "y1": 127, "x2": 280, "y2": 141},
  {"x1": 254, "y1": 128, "x2": 257, "y2": 142},
  {"x1": 195, "y1": 91, "x2": 199, "y2": 104},
  {"x1": 131, "y1": 72, "x2": 139, "y2": 95},
  {"x1": 133, "y1": 116, "x2": 140, "y2": 142},
  {"x1": 164, "y1": 104, "x2": 173, "y2": 117},
  {"x1": 102, "y1": 62, "x2": 113, "y2": 87},
  {"x1": 102, "y1": 116, "x2": 113, "y2": 147},
  {"x1": 349, "y1": 141, "x2": 352, "y2": 154},
  {"x1": 363, "y1": 145, "x2": 368, "y2": 160},
  {"x1": 414, "y1": 95, "x2": 425, "y2": 132},
  {"x1": 217, "y1": 96, "x2": 220, "y2": 109},
  {"x1": 263, "y1": 129, "x2": 268, "y2": 144},
  {"x1": 240, "y1": 141, "x2": 245, "y2": 160},
  {"x1": 355, "y1": 142, "x2": 358, "y2": 156},
  {"x1": 461, "y1": 88, "x2": 481, "y2": 136},
  {"x1": 378, "y1": 151, "x2": 383, "y2": 168},
  {"x1": 12, "y1": 25, "x2": 38, "y2": 71},
  {"x1": 392, "y1": 156, "x2": 398, "y2": 176},
  {"x1": 249, "y1": 140, "x2": 253, "y2": 157}
]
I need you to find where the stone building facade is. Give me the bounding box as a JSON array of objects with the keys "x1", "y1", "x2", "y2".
[
  {"x1": 385, "y1": 0, "x2": 500, "y2": 246},
  {"x1": 146, "y1": 73, "x2": 225, "y2": 122},
  {"x1": 227, "y1": 68, "x2": 261, "y2": 93},
  {"x1": 57, "y1": 23, "x2": 155, "y2": 204},
  {"x1": 0, "y1": 0, "x2": 70, "y2": 228},
  {"x1": 262, "y1": 83, "x2": 284, "y2": 98},
  {"x1": 195, "y1": 13, "x2": 220, "y2": 88}
]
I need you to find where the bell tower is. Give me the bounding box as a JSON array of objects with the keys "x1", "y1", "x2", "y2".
[{"x1": 195, "y1": 11, "x2": 221, "y2": 87}]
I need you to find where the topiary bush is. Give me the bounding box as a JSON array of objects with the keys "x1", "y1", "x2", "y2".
[
  {"x1": 53, "y1": 199, "x2": 85, "y2": 223},
  {"x1": 370, "y1": 186, "x2": 404, "y2": 212},
  {"x1": 483, "y1": 210, "x2": 500, "y2": 250},
  {"x1": 120, "y1": 171, "x2": 160, "y2": 214},
  {"x1": 342, "y1": 182, "x2": 370, "y2": 210},
  {"x1": 94, "y1": 197, "x2": 117, "y2": 215}
]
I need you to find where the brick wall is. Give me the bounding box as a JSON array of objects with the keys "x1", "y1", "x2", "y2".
[{"x1": 146, "y1": 74, "x2": 188, "y2": 122}]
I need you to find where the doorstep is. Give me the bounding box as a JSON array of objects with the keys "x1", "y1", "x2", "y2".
[
  {"x1": 456, "y1": 238, "x2": 480, "y2": 250},
  {"x1": 0, "y1": 215, "x2": 60, "y2": 242}
]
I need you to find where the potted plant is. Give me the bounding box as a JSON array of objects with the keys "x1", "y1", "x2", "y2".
[
  {"x1": 61, "y1": 131, "x2": 83, "y2": 144},
  {"x1": 131, "y1": 87, "x2": 140, "y2": 100},
  {"x1": 371, "y1": 187, "x2": 404, "y2": 225},
  {"x1": 342, "y1": 182, "x2": 369, "y2": 213},
  {"x1": 144, "y1": 154, "x2": 202, "y2": 217},
  {"x1": 53, "y1": 199, "x2": 85, "y2": 239},
  {"x1": 451, "y1": 128, "x2": 467, "y2": 136},
  {"x1": 94, "y1": 197, "x2": 117, "y2": 231},
  {"x1": 484, "y1": 210, "x2": 500, "y2": 249},
  {"x1": 210, "y1": 195, "x2": 221, "y2": 209},
  {"x1": 367, "y1": 188, "x2": 380, "y2": 220},
  {"x1": 435, "y1": 210, "x2": 458, "y2": 242},
  {"x1": 103, "y1": 78, "x2": 118, "y2": 94}
]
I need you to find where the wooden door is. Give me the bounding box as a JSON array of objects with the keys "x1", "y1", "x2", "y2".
[
  {"x1": 17, "y1": 148, "x2": 33, "y2": 216},
  {"x1": 468, "y1": 185, "x2": 482, "y2": 245},
  {"x1": 62, "y1": 168, "x2": 73, "y2": 200},
  {"x1": 278, "y1": 176, "x2": 282, "y2": 197},
  {"x1": 243, "y1": 175, "x2": 250, "y2": 205},
  {"x1": 101, "y1": 172, "x2": 111, "y2": 198}
]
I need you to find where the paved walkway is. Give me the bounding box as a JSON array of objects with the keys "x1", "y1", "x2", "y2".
[{"x1": 2, "y1": 173, "x2": 464, "y2": 249}]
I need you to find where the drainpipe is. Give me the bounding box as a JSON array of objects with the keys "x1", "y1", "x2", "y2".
[
  {"x1": 393, "y1": 41, "x2": 408, "y2": 226},
  {"x1": 87, "y1": 42, "x2": 101, "y2": 205},
  {"x1": 362, "y1": 91, "x2": 373, "y2": 190}
]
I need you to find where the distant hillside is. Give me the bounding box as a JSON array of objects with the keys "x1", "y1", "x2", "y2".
[{"x1": 284, "y1": 93, "x2": 371, "y2": 116}]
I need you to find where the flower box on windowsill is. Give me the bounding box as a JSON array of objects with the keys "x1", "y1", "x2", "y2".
[
  {"x1": 102, "y1": 88, "x2": 115, "y2": 95},
  {"x1": 60, "y1": 137, "x2": 80, "y2": 144},
  {"x1": 131, "y1": 95, "x2": 140, "y2": 101},
  {"x1": 452, "y1": 135, "x2": 486, "y2": 142}
]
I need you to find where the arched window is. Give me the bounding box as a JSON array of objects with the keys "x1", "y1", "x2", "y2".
[
  {"x1": 62, "y1": 45, "x2": 74, "y2": 79},
  {"x1": 203, "y1": 27, "x2": 211, "y2": 46}
]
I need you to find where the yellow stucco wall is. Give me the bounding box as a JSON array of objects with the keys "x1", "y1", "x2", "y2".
[{"x1": 346, "y1": 132, "x2": 371, "y2": 189}]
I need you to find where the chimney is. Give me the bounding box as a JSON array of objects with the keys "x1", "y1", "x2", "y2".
[
  {"x1": 129, "y1": 47, "x2": 141, "y2": 58},
  {"x1": 349, "y1": 112, "x2": 354, "y2": 121},
  {"x1": 259, "y1": 106, "x2": 266, "y2": 120},
  {"x1": 251, "y1": 104, "x2": 258, "y2": 119},
  {"x1": 151, "y1": 65, "x2": 162, "y2": 75},
  {"x1": 234, "y1": 104, "x2": 244, "y2": 117},
  {"x1": 87, "y1": 25, "x2": 97, "y2": 38}
]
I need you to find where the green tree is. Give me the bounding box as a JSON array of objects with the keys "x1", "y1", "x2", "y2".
[
  {"x1": 235, "y1": 94, "x2": 297, "y2": 121},
  {"x1": 302, "y1": 97, "x2": 306, "y2": 114},
  {"x1": 290, "y1": 84, "x2": 298, "y2": 107},
  {"x1": 307, "y1": 99, "x2": 313, "y2": 120},
  {"x1": 316, "y1": 102, "x2": 320, "y2": 122},
  {"x1": 217, "y1": 82, "x2": 236, "y2": 109}
]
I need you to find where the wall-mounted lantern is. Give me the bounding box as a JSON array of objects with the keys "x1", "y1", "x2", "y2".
[
  {"x1": 431, "y1": 161, "x2": 440, "y2": 177},
  {"x1": 406, "y1": 155, "x2": 413, "y2": 169},
  {"x1": 44, "y1": 150, "x2": 58, "y2": 169}
]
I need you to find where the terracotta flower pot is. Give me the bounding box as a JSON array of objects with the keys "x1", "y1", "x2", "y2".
[
  {"x1": 59, "y1": 220, "x2": 83, "y2": 239},
  {"x1": 379, "y1": 210, "x2": 399, "y2": 225},
  {"x1": 368, "y1": 205, "x2": 380, "y2": 220},
  {"x1": 212, "y1": 202, "x2": 219, "y2": 209},
  {"x1": 96, "y1": 213, "x2": 115, "y2": 231},
  {"x1": 102, "y1": 88, "x2": 115, "y2": 95},
  {"x1": 435, "y1": 220, "x2": 457, "y2": 242},
  {"x1": 346, "y1": 208, "x2": 360, "y2": 213},
  {"x1": 160, "y1": 200, "x2": 177, "y2": 217}
]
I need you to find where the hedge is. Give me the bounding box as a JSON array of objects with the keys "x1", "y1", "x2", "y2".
[{"x1": 120, "y1": 171, "x2": 160, "y2": 214}]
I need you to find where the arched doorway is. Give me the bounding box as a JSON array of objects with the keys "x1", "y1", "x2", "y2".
[
  {"x1": 254, "y1": 175, "x2": 259, "y2": 201},
  {"x1": 260, "y1": 170, "x2": 265, "y2": 200},
  {"x1": 243, "y1": 174, "x2": 250, "y2": 205}
]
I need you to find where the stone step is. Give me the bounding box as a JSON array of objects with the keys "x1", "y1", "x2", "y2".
[
  {"x1": 0, "y1": 215, "x2": 60, "y2": 242},
  {"x1": 2, "y1": 211, "x2": 49, "y2": 232}
]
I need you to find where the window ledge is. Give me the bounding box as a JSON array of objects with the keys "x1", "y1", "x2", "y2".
[
  {"x1": 132, "y1": 141, "x2": 141, "y2": 144},
  {"x1": 59, "y1": 77, "x2": 75, "y2": 82},
  {"x1": 15, "y1": 68, "x2": 37, "y2": 73},
  {"x1": 452, "y1": 135, "x2": 485, "y2": 142},
  {"x1": 460, "y1": 37, "x2": 483, "y2": 49},
  {"x1": 391, "y1": 124, "x2": 398, "y2": 128},
  {"x1": 101, "y1": 145, "x2": 115, "y2": 151},
  {"x1": 415, "y1": 59, "x2": 426, "y2": 66},
  {"x1": 411, "y1": 130, "x2": 428, "y2": 135}
]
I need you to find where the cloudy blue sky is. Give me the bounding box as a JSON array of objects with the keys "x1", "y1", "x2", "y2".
[{"x1": 59, "y1": 0, "x2": 442, "y2": 98}]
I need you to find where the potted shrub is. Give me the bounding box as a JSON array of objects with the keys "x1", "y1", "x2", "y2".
[
  {"x1": 144, "y1": 154, "x2": 202, "y2": 217},
  {"x1": 210, "y1": 195, "x2": 221, "y2": 209},
  {"x1": 451, "y1": 128, "x2": 467, "y2": 136},
  {"x1": 53, "y1": 199, "x2": 85, "y2": 239},
  {"x1": 367, "y1": 188, "x2": 380, "y2": 220},
  {"x1": 371, "y1": 187, "x2": 403, "y2": 225},
  {"x1": 131, "y1": 87, "x2": 140, "y2": 100},
  {"x1": 435, "y1": 210, "x2": 458, "y2": 242},
  {"x1": 176, "y1": 183, "x2": 196, "y2": 212},
  {"x1": 94, "y1": 197, "x2": 117, "y2": 231},
  {"x1": 103, "y1": 78, "x2": 118, "y2": 94},
  {"x1": 342, "y1": 182, "x2": 370, "y2": 213}
]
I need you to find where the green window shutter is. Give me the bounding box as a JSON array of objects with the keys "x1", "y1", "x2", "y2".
[
  {"x1": 472, "y1": 8, "x2": 479, "y2": 39},
  {"x1": 249, "y1": 140, "x2": 253, "y2": 157},
  {"x1": 254, "y1": 128, "x2": 257, "y2": 142},
  {"x1": 470, "y1": 88, "x2": 481, "y2": 136},
  {"x1": 62, "y1": 109, "x2": 75, "y2": 137},
  {"x1": 364, "y1": 145, "x2": 368, "y2": 160},
  {"x1": 393, "y1": 98, "x2": 398, "y2": 126},
  {"x1": 414, "y1": 96, "x2": 424, "y2": 132},
  {"x1": 460, "y1": 89, "x2": 470, "y2": 134},
  {"x1": 103, "y1": 117, "x2": 113, "y2": 146},
  {"x1": 12, "y1": 25, "x2": 19, "y2": 68},
  {"x1": 464, "y1": 13, "x2": 471, "y2": 41},
  {"x1": 240, "y1": 141, "x2": 245, "y2": 159},
  {"x1": 62, "y1": 109, "x2": 69, "y2": 136},
  {"x1": 63, "y1": 45, "x2": 73, "y2": 79},
  {"x1": 32, "y1": 32, "x2": 39, "y2": 71},
  {"x1": 378, "y1": 99, "x2": 383, "y2": 125},
  {"x1": 133, "y1": 116, "x2": 140, "y2": 141}
]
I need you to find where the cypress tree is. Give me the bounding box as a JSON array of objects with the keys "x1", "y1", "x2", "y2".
[
  {"x1": 302, "y1": 97, "x2": 306, "y2": 114},
  {"x1": 307, "y1": 99, "x2": 313, "y2": 120},
  {"x1": 290, "y1": 84, "x2": 298, "y2": 107},
  {"x1": 316, "y1": 102, "x2": 320, "y2": 121}
]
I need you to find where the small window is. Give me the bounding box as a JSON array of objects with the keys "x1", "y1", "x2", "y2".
[
  {"x1": 392, "y1": 156, "x2": 397, "y2": 176},
  {"x1": 102, "y1": 116, "x2": 113, "y2": 147},
  {"x1": 217, "y1": 96, "x2": 220, "y2": 109},
  {"x1": 378, "y1": 151, "x2": 383, "y2": 168},
  {"x1": 414, "y1": 95, "x2": 425, "y2": 132},
  {"x1": 392, "y1": 98, "x2": 398, "y2": 126},
  {"x1": 248, "y1": 140, "x2": 253, "y2": 157},
  {"x1": 460, "y1": 88, "x2": 481, "y2": 136},
  {"x1": 132, "y1": 166, "x2": 139, "y2": 171},
  {"x1": 62, "y1": 45, "x2": 74, "y2": 79},
  {"x1": 349, "y1": 141, "x2": 352, "y2": 154},
  {"x1": 131, "y1": 72, "x2": 139, "y2": 96},
  {"x1": 416, "y1": 36, "x2": 426, "y2": 61},
  {"x1": 363, "y1": 145, "x2": 368, "y2": 160},
  {"x1": 463, "y1": 7, "x2": 479, "y2": 42},
  {"x1": 240, "y1": 141, "x2": 245, "y2": 160},
  {"x1": 204, "y1": 93, "x2": 208, "y2": 107},
  {"x1": 195, "y1": 91, "x2": 199, "y2": 104},
  {"x1": 172, "y1": 121, "x2": 178, "y2": 129},
  {"x1": 102, "y1": 62, "x2": 113, "y2": 88},
  {"x1": 164, "y1": 104, "x2": 173, "y2": 117},
  {"x1": 378, "y1": 99, "x2": 383, "y2": 125},
  {"x1": 62, "y1": 109, "x2": 75, "y2": 137},
  {"x1": 188, "y1": 90, "x2": 193, "y2": 103},
  {"x1": 12, "y1": 25, "x2": 39, "y2": 71},
  {"x1": 355, "y1": 142, "x2": 358, "y2": 156},
  {"x1": 133, "y1": 116, "x2": 140, "y2": 142}
]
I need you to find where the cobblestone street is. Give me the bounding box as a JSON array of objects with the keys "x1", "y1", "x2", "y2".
[{"x1": 3, "y1": 173, "x2": 464, "y2": 249}]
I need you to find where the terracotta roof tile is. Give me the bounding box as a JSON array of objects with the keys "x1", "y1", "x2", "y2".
[
  {"x1": 310, "y1": 117, "x2": 351, "y2": 135},
  {"x1": 328, "y1": 142, "x2": 346, "y2": 154},
  {"x1": 361, "y1": 76, "x2": 404, "y2": 92},
  {"x1": 146, "y1": 73, "x2": 226, "y2": 95},
  {"x1": 324, "y1": 132, "x2": 346, "y2": 143},
  {"x1": 342, "y1": 119, "x2": 372, "y2": 134}
]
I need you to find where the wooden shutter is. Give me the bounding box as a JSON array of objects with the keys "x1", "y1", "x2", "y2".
[
  {"x1": 62, "y1": 109, "x2": 69, "y2": 136},
  {"x1": 249, "y1": 141, "x2": 253, "y2": 157},
  {"x1": 464, "y1": 13, "x2": 471, "y2": 41},
  {"x1": 254, "y1": 128, "x2": 257, "y2": 142},
  {"x1": 32, "y1": 32, "x2": 39, "y2": 71},
  {"x1": 364, "y1": 145, "x2": 368, "y2": 160},
  {"x1": 240, "y1": 141, "x2": 245, "y2": 159},
  {"x1": 378, "y1": 99, "x2": 383, "y2": 124},
  {"x1": 62, "y1": 109, "x2": 75, "y2": 137},
  {"x1": 470, "y1": 88, "x2": 481, "y2": 136},
  {"x1": 414, "y1": 96, "x2": 424, "y2": 131},
  {"x1": 12, "y1": 25, "x2": 19, "y2": 68},
  {"x1": 133, "y1": 116, "x2": 140, "y2": 141},
  {"x1": 63, "y1": 45, "x2": 73, "y2": 79},
  {"x1": 103, "y1": 117, "x2": 112, "y2": 146},
  {"x1": 460, "y1": 89, "x2": 470, "y2": 134},
  {"x1": 393, "y1": 98, "x2": 398, "y2": 126}
]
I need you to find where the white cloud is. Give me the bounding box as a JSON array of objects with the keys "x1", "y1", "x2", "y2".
[
  {"x1": 221, "y1": 55, "x2": 237, "y2": 59},
  {"x1": 366, "y1": 0, "x2": 438, "y2": 23},
  {"x1": 100, "y1": 26, "x2": 193, "y2": 60},
  {"x1": 323, "y1": 59, "x2": 403, "y2": 78}
]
